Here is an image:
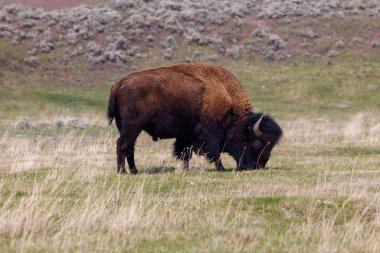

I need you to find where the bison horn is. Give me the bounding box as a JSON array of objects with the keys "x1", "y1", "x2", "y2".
[{"x1": 253, "y1": 114, "x2": 264, "y2": 137}]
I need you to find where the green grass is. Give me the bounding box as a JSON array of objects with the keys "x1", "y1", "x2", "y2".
[
  {"x1": 0, "y1": 111, "x2": 379, "y2": 252},
  {"x1": 2, "y1": 53, "x2": 379, "y2": 121},
  {"x1": 1, "y1": 162, "x2": 379, "y2": 252},
  {"x1": 0, "y1": 75, "x2": 110, "y2": 118},
  {"x1": 0, "y1": 37, "x2": 379, "y2": 252},
  {"x1": 232, "y1": 54, "x2": 380, "y2": 118},
  {"x1": 30, "y1": 86, "x2": 108, "y2": 112}
]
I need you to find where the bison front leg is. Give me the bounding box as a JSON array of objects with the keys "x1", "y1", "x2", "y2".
[
  {"x1": 201, "y1": 129, "x2": 226, "y2": 172},
  {"x1": 205, "y1": 151, "x2": 225, "y2": 172},
  {"x1": 195, "y1": 140, "x2": 225, "y2": 172}
]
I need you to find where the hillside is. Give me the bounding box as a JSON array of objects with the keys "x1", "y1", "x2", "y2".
[
  {"x1": 0, "y1": 1, "x2": 379, "y2": 253},
  {"x1": 0, "y1": 0, "x2": 379, "y2": 120},
  {"x1": 0, "y1": 0, "x2": 380, "y2": 67}
]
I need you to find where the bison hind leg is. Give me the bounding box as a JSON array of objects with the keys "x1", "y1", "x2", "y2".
[
  {"x1": 116, "y1": 128, "x2": 141, "y2": 174},
  {"x1": 116, "y1": 136, "x2": 127, "y2": 174},
  {"x1": 173, "y1": 139, "x2": 193, "y2": 171}
]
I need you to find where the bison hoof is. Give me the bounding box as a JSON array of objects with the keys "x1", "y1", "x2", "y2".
[
  {"x1": 118, "y1": 170, "x2": 127, "y2": 175},
  {"x1": 130, "y1": 169, "x2": 138, "y2": 175}
]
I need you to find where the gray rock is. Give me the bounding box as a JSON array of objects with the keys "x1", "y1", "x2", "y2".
[
  {"x1": 234, "y1": 17, "x2": 244, "y2": 27},
  {"x1": 38, "y1": 122, "x2": 48, "y2": 128},
  {"x1": 69, "y1": 47, "x2": 85, "y2": 58},
  {"x1": 127, "y1": 46, "x2": 140, "y2": 57},
  {"x1": 23, "y1": 56, "x2": 39, "y2": 66},
  {"x1": 129, "y1": 28, "x2": 144, "y2": 37},
  {"x1": 88, "y1": 54, "x2": 105, "y2": 66},
  {"x1": 215, "y1": 40, "x2": 226, "y2": 54},
  {"x1": 352, "y1": 37, "x2": 363, "y2": 44},
  {"x1": 56, "y1": 120, "x2": 65, "y2": 128},
  {"x1": 299, "y1": 30, "x2": 319, "y2": 39},
  {"x1": 79, "y1": 27, "x2": 94, "y2": 40},
  {"x1": 164, "y1": 48, "x2": 174, "y2": 60},
  {"x1": 67, "y1": 119, "x2": 88, "y2": 129},
  {"x1": 226, "y1": 46, "x2": 240, "y2": 60},
  {"x1": 371, "y1": 40, "x2": 379, "y2": 48},
  {"x1": 104, "y1": 50, "x2": 127, "y2": 63},
  {"x1": 251, "y1": 28, "x2": 268, "y2": 38},
  {"x1": 114, "y1": 0, "x2": 135, "y2": 10},
  {"x1": 161, "y1": 36, "x2": 177, "y2": 49},
  {"x1": 187, "y1": 27, "x2": 212, "y2": 44},
  {"x1": 66, "y1": 31, "x2": 79, "y2": 45},
  {"x1": 267, "y1": 34, "x2": 286, "y2": 50},
  {"x1": 327, "y1": 50, "x2": 339, "y2": 58},
  {"x1": 146, "y1": 34, "x2": 155, "y2": 42},
  {"x1": 27, "y1": 48, "x2": 37, "y2": 56},
  {"x1": 275, "y1": 53, "x2": 287, "y2": 61},
  {"x1": 5, "y1": 4, "x2": 26, "y2": 15},
  {"x1": 206, "y1": 54, "x2": 220, "y2": 61},
  {"x1": 16, "y1": 118, "x2": 34, "y2": 129},
  {"x1": 39, "y1": 40, "x2": 54, "y2": 53},
  {"x1": 262, "y1": 47, "x2": 275, "y2": 60},
  {"x1": 21, "y1": 20, "x2": 36, "y2": 28},
  {"x1": 96, "y1": 25, "x2": 104, "y2": 33},
  {"x1": 47, "y1": 20, "x2": 56, "y2": 26},
  {"x1": 87, "y1": 41, "x2": 103, "y2": 56},
  {"x1": 336, "y1": 40, "x2": 345, "y2": 49},
  {"x1": 257, "y1": 0, "x2": 373, "y2": 19},
  {"x1": 114, "y1": 36, "x2": 128, "y2": 50}
]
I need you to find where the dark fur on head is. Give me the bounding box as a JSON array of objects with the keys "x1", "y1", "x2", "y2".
[
  {"x1": 226, "y1": 112, "x2": 283, "y2": 170},
  {"x1": 245, "y1": 113, "x2": 283, "y2": 145}
]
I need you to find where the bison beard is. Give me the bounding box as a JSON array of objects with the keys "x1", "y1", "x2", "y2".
[{"x1": 108, "y1": 62, "x2": 282, "y2": 174}]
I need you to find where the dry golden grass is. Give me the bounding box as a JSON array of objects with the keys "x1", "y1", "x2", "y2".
[{"x1": 0, "y1": 111, "x2": 379, "y2": 252}]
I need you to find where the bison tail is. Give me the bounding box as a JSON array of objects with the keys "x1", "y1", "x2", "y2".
[{"x1": 107, "y1": 79, "x2": 122, "y2": 125}]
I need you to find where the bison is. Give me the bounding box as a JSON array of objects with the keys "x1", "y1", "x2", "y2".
[{"x1": 107, "y1": 62, "x2": 282, "y2": 174}]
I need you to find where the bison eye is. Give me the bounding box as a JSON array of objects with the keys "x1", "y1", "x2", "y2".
[{"x1": 252, "y1": 140, "x2": 263, "y2": 150}]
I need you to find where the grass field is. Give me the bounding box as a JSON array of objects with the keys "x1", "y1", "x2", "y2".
[
  {"x1": 1, "y1": 51, "x2": 380, "y2": 252},
  {"x1": 0, "y1": 112, "x2": 379, "y2": 252},
  {"x1": 1, "y1": 0, "x2": 380, "y2": 251}
]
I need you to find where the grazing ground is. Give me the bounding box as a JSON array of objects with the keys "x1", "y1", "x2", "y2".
[
  {"x1": 1, "y1": 0, "x2": 380, "y2": 252},
  {"x1": 0, "y1": 112, "x2": 379, "y2": 252},
  {"x1": 1, "y1": 55, "x2": 380, "y2": 252}
]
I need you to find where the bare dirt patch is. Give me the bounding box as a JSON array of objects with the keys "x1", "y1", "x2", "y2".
[{"x1": 11, "y1": 0, "x2": 86, "y2": 10}]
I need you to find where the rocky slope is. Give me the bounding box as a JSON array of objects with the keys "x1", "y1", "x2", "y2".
[{"x1": 0, "y1": 0, "x2": 379, "y2": 67}]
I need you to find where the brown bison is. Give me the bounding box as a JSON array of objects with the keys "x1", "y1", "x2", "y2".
[{"x1": 107, "y1": 62, "x2": 282, "y2": 174}]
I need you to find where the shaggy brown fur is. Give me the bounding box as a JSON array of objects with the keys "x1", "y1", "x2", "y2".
[{"x1": 108, "y1": 62, "x2": 282, "y2": 174}]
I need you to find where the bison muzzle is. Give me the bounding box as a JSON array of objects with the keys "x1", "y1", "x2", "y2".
[{"x1": 107, "y1": 62, "x2": 282, "y2": 174}]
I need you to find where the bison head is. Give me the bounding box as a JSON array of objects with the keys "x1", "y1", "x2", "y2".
[{"x1": 226, "y1": 113, "x2": 282, "y2": 170}]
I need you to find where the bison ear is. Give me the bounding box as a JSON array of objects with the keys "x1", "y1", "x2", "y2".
[{"x1": 253, "y1": 114, "x2": 264, "y2": 137}]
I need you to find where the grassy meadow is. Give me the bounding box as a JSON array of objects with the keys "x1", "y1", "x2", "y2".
[{"x1": 1, "y1": 47, "x2": 380, "y2": 252}]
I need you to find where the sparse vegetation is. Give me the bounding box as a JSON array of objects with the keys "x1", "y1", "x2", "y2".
[
  {"x1": 1, "y1": 0, "x2": 380, "y2": 66},
  {"x1": 0, "y1": 111, "x2": 379, "y2": 252},
  {"x1": 0, "y1": 0, "x2": 379, "y2": 252},
  {"x1": 1, "y1": 53, "x2": 380, "y2": 252}
]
